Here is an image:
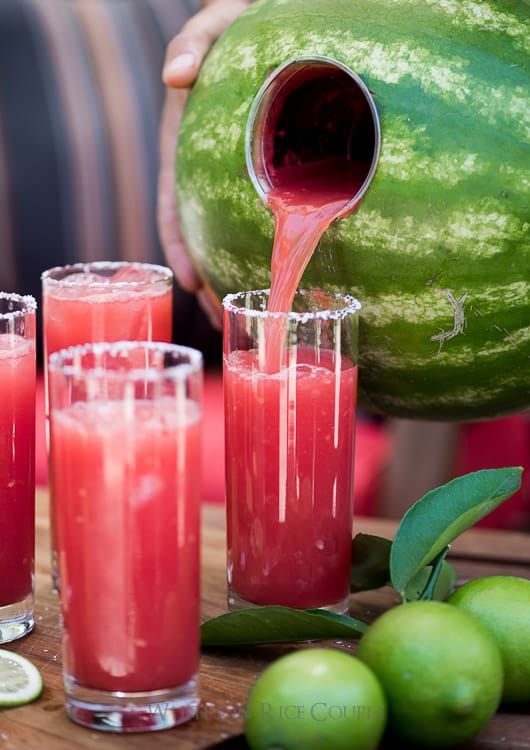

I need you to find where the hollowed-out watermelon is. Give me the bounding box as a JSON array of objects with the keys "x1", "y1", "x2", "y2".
[{"x1": 175, "y1": 0, "x2": 529, "y2": 421}]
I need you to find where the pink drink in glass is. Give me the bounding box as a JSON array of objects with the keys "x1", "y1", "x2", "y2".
[
  {"x1": 52, "y1": 400, "x2": 200, "y2": 692},
  {"x1": 42, "y1": 261, "x2": 173, "y2": 358},
  {"x1": 225, "y1": 346, "x2": 357, "y2": 609},
  {"x1": 223, "y1": 290, "x2": 360, "y2": 613},
  {"x1": 49, "y1": 342, "x2": 202, "y2": 731},
  {"x1": 42, "y1": 262, "x2": 173, "y2": 591},
  {"x1": 0, "y1": 293, "x2": 36, "y2": 643}
]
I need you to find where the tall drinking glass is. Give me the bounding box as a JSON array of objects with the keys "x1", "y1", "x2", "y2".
[
  {"x1": 42, "y1": 261, "x2": 174, "y2": 589},
  {"x1": 48, "y1": 342, "x2": 202, "y2": 731},
  {"x1": 223, "y1": 289, "x2": 361, "y2": 615},
  {"x1": 0, "y1": 293, "x2": 36, "y2": 643}
]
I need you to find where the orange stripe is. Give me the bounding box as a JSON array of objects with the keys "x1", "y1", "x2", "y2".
[
  {"x1": 32, "y1": 0, "x2": 109, "y2": 263},
  {"x1": 76, "y1": 1, "x2": 151, "y2": 264}
]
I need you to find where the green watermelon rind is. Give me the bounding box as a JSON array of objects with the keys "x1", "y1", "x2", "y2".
[{"x1": 176, "y1": 0, "x2": 530, "y2": 420}]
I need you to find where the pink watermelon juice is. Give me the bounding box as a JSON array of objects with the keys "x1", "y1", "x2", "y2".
[
  {"x1": 0, "y1": 333, "x2": 36, "y2": 607},
  {"x1": 42, "y1": 263, "x2": 174, "y2": 592},
  {"x1": 51, "y1": 397, "x2": 200, "y2": 692},
  {"x1": 267, "y1": 159, "x2": 363, "y2": 310},
  {"x1": 261, "y1": 159, "x2": 362, "y2": 370},
  {"x1": 225, "y1": 345, "x2": 357, "y2": 608},
  {"x1": 42, "y1": 262, "x2": 173, "y2": 361},
  {"x1": 257, "y1": 161, "x2": 358, "y2": 369}
]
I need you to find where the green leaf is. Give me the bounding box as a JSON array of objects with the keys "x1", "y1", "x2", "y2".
[
  {"x1": 390, "y1": 467, "x2": 523, "y2": 596},
  {"x1": 350, "y1": 533, "x2": 391, "y2": 592},
  {"x1": 201, "y1": 606, "x2": 367, "y2": 648}
]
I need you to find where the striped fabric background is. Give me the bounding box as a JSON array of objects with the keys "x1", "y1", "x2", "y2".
[{"x1": 0, "y1": 0, "x2": 221, "y2": 362}]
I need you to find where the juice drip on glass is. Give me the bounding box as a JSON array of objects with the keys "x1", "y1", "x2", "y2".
[{"x1": 264, "y1": 157, "x2": 363, "y2": 371}]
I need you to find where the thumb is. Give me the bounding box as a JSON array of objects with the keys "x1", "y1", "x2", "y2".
[{"x1": 162, "y1": 0, "x2": 251, "y2": 88}]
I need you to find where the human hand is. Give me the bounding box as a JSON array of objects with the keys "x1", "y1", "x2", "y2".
[{"x1": 158, "y1": 0, "x2": 252, "y2": 327}]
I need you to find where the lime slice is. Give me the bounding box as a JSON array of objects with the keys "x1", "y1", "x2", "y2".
[{"x1": 0, "y1": 649, "x2": 43, "y2": 706}]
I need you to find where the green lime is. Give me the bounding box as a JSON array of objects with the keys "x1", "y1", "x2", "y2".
[
  {"x1": 244, "y1": 647, "x2": 387, "y2": 750},
  {"x1": 357, "y1": 600, "x2": 503, "y2": 749},
  {"x1": 0, "y1": 649, "x2": 43, "y2": 706},
  {"x1": 448, "y1": 575, "x2": 530, "y2": 703}
]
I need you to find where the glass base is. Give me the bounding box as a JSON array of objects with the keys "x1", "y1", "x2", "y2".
[
  {"x1": 0, "y1": 593, "x2": 35, "y2": 644},
  {"x1": 228, "y1": 588, "x2": 350, "y2": 615},
  {"x1": 64, "y1": 673, "x2": 199, "y2": 732}
]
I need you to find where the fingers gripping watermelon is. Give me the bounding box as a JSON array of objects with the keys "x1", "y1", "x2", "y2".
[{"x1": 175, "y1": 0, "x2": 530, "y2": 421}]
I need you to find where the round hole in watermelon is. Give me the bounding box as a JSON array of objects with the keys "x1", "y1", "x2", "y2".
[{"x1": 246, "y1": 56, "x2": 381, "y2": 218}]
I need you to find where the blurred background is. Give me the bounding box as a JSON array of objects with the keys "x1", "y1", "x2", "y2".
[{"x1": 0, "y1": 0, "x2": 527, "y2": 527}]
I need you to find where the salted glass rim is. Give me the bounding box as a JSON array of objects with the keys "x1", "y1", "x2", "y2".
[
  {"x1": 0, "y1": 292, "x2": 37, "y2": 319},
  {"x1": 222, "y1": 288, "x2": 361, "y2": 321},
  {"x1": 41, "y1": 260, "x2": 173, "y2": 287},
  {"x1": 48, "y1": 340, "x2": 203, "y2": 383}
]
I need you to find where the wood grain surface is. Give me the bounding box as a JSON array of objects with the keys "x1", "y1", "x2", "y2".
[{"x1": 1, "y1": 490, "x2": 529, "y2": 749}]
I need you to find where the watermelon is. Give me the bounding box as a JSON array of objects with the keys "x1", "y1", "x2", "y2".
[{"x1": 175, "y1": 0, "x2": 530, "y2": 421}]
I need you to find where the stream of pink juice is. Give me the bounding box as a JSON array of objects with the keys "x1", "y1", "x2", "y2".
[
  {"x1": 0, "y1": 335, "x2": 35, "y2": 606},
  {"x1": 264, "y1": 158, "x2": 362, "y2": 371},
  {"x1": 225, "y1": 156, "x2": 361, "y2": 608}
]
